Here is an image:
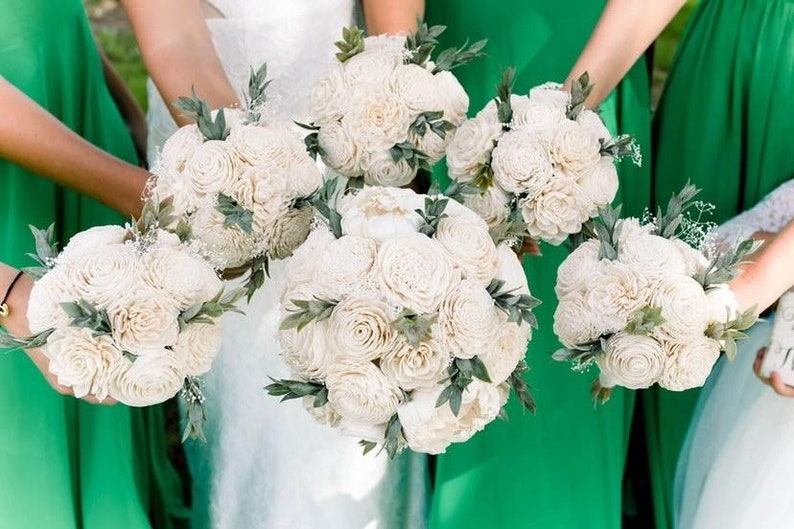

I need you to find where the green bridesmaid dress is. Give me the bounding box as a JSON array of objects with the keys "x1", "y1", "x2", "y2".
[
  {"x1": 0, "y1": 1, "x2": 186, "y2": 527},
  {"x1": 424, "y1": 2, "x2": 652, "y2": 527},
  {"x1": 649, "y1": 1, "x2": 794, "y2": 527}
]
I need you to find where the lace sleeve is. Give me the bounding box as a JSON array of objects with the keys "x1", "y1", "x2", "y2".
[{"x1": 714, "y1": 179, "x2": 794, "y2": 243}]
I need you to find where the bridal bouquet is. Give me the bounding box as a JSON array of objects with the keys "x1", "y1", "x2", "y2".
[
  {"x1": 302, "y1": 23, "x2": 483, "y2": 187},
  {"x1": 446, "y1": 71, "x2": 640, "y2": 246},
  {"x1": 149, "y1": 65, "x2": 322, "y2": 296},
  {"x1": 553, "y1": 185, "x2": 758, "y2": 398},
  {"x1": 2, "y1": 200, "x2": 243, "y2": 438},
  {"x1": 267, "y1": 184, "x2": 537, "y2": 455}
]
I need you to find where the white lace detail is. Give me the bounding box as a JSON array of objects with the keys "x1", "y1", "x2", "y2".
[
  {"x1": 714, "y1": 179, "x2": 794, "y2": 243},
  {"x1": 147, "y1": 3, "x2": 428, "y2": 529}
]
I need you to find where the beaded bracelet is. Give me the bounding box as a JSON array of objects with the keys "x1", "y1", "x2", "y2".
[{"x1": 0, "y1": 271, "x2": 24, "y2": 318}]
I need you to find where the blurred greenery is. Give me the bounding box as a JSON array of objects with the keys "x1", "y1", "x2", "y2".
[{"x1": 86, "y1": 0, "x2": 700, "y2": 113}]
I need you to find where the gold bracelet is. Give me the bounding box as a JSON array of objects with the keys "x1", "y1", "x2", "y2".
[{"x1": 0, "y1": 271, "x2": 24, "y2": 318}]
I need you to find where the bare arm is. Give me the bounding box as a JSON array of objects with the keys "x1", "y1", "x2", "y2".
[
  {"x1": 730, "y1": 221, "x2": 794, "y2": 314},
  {"x1": 0, "y1": 78, "x2": 149, "y2": 217},
  {"x1": 361, "y1": 0, "x2": 424, "y2": 35},
  {"x1": 120, "y1": 0, "x2": 239, "y2": 125},
  {"x1": 566, "y1": 0, "x2": 687, "y2": 106}
]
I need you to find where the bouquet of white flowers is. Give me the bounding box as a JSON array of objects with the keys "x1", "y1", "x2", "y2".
[
  {"x1": 446, "y1": 71, "x2": 640, "y2": 246},
  {"x1": 267, "y1": 184, "x2": 537, "y2": 455},
  {"x1": 149, "y1": 65, "x2": 322, "y2": 297},
  {"x1": 552, "y1": 185, "x2": 758, "y2": 399},
  {"x1": 301, "y1": 23, "x2": 482, "y2": 188},
  {"x1": 2, "y1": 201, "x2": 243, "y2": 439}
]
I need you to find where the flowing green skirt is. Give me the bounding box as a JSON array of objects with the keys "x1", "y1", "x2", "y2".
[
  {"x1": 0, "y1": 1, "x2": 185, "y2": 527},
  {"x1": 424, "y1": 2, "x2": 652, "y2": 527},
  {"x1": 649, "y1": 1, "x2": 794, "y2": 527}
]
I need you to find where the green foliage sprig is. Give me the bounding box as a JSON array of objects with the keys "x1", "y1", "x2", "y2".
[
  {"x1": 653, "y1": 182, "x2": 700, "y2": 239},
  {"x1": 60, "y1": 299, "x2": 112, "y2": 335},
  {"x1": 507, "y1": 360, "x2": 536, "y2": 413},
  {"x1": 625, "y1": 306, "x2": 665, "y2": 336},
  {"x1": 310, "y1": 177, "x2": 343, "y2": 238},
  {"x1": 392, "y1": 309, "x2": 433, "y2": 347},
  {"x1": 279, "y1": 298, "x2": 338, "y2": 332},
  {"x1": 436, "y1": 356, "x2": 492, "y2": 416},
  {"x1": 23, "y1": 224, "x2": 59, "y2": 280},
  {"x1": 409, "y1": 110, "x2": 455, "y2": 140},
  {"x1": 244, "y1": 63, "x2": 272, "y2": 123},
  {"x1": 495, "y1": 67, "x2": 516, "y2": 127},
  {"x1": 182, "y1": 377, "x2": 207, "y2": 442},
  {"x1": 487, "y1": 279, "x2": 540, "y2": 328},
  {"x1": 390, "y1": 142, "x2": 431, "y2": 172},
  {"x1": 706, "y1": 306, "x2": 758, "y2": 360},
  {"x1": 334, "y1": 26, "x2": 365, "y2": 63},
  {"x1": 695, "y1": 238, "x2": 763, "y2": 289},
  {"x1": 174, "y1": 88, "x2": 230, "y2": 141},
  {"x1": 265, "y1": 377, "x2": 328, "y2": 407},
  {"x1": 179, "y1": 288, "x2": 246, "y2": 329},
  {"x1": 567, "y1": 72, "x2": 594, "y2": 120},
  {"x1": 216, "y1": 194, "x2": 254, "y2": 234},
  {"x1": 416, "y1": 196, "x2": 449, "y2": 237}
]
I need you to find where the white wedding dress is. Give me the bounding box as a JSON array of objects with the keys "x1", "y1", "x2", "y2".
[
  {"x1": 146, "y1": 2, "x2": 429, "y2": 528},
  {"x1": 674, "y1": 179, "x2": 794, "y2": 529}
]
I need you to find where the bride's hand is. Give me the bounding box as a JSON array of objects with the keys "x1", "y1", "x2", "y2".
[
  {"x1": 0, "y1": 267, "x2": 115, "y2": 405},
  {"x1": 752, "y1": 348, "x2": 794, "y2": 398}
]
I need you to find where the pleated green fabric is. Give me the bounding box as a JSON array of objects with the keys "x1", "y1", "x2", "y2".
[
  {"x1": 0, "y1": 1, "x2": 186, "y2": 527},
  {"x1": 649, "y1": 1, "x2": 794, "y2": 527},
  {"x1": 424, "y1": 2, "x2": 652, "y2": 527}
]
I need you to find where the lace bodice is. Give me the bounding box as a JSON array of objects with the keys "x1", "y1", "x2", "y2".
[{"x1": 715, "y1": 178, "x2": 794, "y2": 242}]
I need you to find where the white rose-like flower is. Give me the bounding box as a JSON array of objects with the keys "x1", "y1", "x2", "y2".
[
  {"x1": 191, "y1": 207, "x2": 255, "y2": 268},
  {"x1": 438, "y1": 280, "x2": 500, "y2": 359},
  {"x1": 555, "y1": 239, "x2": 602, "y2": 297},
  {"x1": 172, "y1": 321, "x2": 222, "y2": 377},
  {"x1": 520, "y1": 174, "x2": 592, "y2": 245},
  {"x1": 183, "y1": 140, "x2": 239, "y2": 197},
  {"x1": 528, "y1": 82, "x2": 571, "y2": 108},
  {"x1": 326, "y1": 360, "x2": 402, "y2": 425},
  {"x1": 361, "y1": 150, "x2": 416, "y2": 187},
  {"x1": 287, "y1": 155, "x2": 323, "y2": 200},
  {"x1": 547, "y1": 120, "x2": 601, "y2": 179},
  {"x1": 343, "y1": 48, "x2": 401, "y2": 87},
  {"x1": 158, "y1": 124, "x2": 204, "y2": 173},
  {"x1": 491, "y1": 129, "x2": 554, "y2": 197},
  {"x1": 109, "y1": 290, "x2": 181, "y2": 352},
  {"x1": 58, "y1": 225, "x2": 128, "y2": 264},
  {"x1": 27, "y1": 267, "x2": 81, "y2": 333},
  {"x1": 398, "y1": 380, "x2": 508, "y2": 454},
  {"x1": 577, "y1": 157, "x2": 619, "y2": 208},
  {"x1": 617, "y1": 232, "x2": 687, "y2": 279},
  {"x1": 434, "y1": 216, "x2": 498, "y2": 285},
  {"x1": 343, "y1": 89, "x2": 411, "y2": 152},
  {"x1": 151, "y1": 169, "x2": 200, "y2": 215},
  {"x1": 318, "y1": 121, "x2": 363, "y2": 177},
  {"x1": 576, "y1": 108, "x2": 612, "y2": 142},
  {"x1": 314, "y1": 236, "x2": 377, "y2": 300},
  {"x1": 286, "y1": 227, "x2": 336, "y2": 286},
  {"x1": 597, "y1": 332, "x2": 666, "y2": 389},
  {"x1": 377, "y1": 233, "x2": 460, "y2": 314},
  {"x1": 309, "y1": 64, "x2": 348, "y2": 123},
  {"x1": 73, "y1": 243, "x2": 142, "y2": 310},
  {"x1": 463, "y1": 186, "x2": 511, "y2": 227},
  {"x1": 327, "y1": 294, "x2": 400, "y2": 362},
  {"x1": 659, "y1": 338, "x2": 720, "y2": 391},
  {"x1": 280, "y1": 320, "x2": 335, "y2": 381},
  {"x1": 363, "y1": 34, "x2": 407, "y2": 53},
  {"x1": 108, "y1": 352, "x2": 185, "y2": 406},
  {"x1": 434, "y1": 70, "x2": 469, "y2": 126},
  {"x1": 140, "y1": 245, "x2": 221, "y2": 311},
  {"x1": 511, "y1": 95, "x2": 566, "y2": 129},
  {"x1": 494, "y1": 243, "x2": 530, "y2": 295},
  {"x1": 389, "y1": 63, "x2": 439, "y2": 113},
  {"x1": 481, "y1": 320, "x2": 529, "y2": 384},
  {"x1": 584, "y1": 261, "x2": 651, "y2": 325},
  {"x1": 229, "y1": 125, "x2": 292, "y2": 169},
  {"x1": 617, "y1": 217, "x2": 654, "y2": 247},
  {"x1": 380, "y1": 339, "x2": 451, "y2": 390},
  {"x1": 264, "y1": 206, "x2": 313, "y2": 260},
  {"x1": 554, "y1": 293, "x2": 619, "y2": 347},
  {"x1": 705, "y1": 284, "x2": 740, "y2": 325},
  {"x1": 650, "y1": 276, "x2": 711, "y2": 340},
  {"x1": 339, "y1": 187, "x2": 423, "y2": 244},
  {"x1": 446, "y1": 116, "x2": 503, "y2": 182},
  {"x1": 337, "y1": 418, "x2": 388, "y2": 444},
  {"x1": 673, "y1": 238, "x2": 710, "y2": 277},
  {"x1": 249, "y1": 166, "x2": 290, "y2": 227},
  {"x1": 46, "y1": 327, "x2": 122, "y2": 400}
]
